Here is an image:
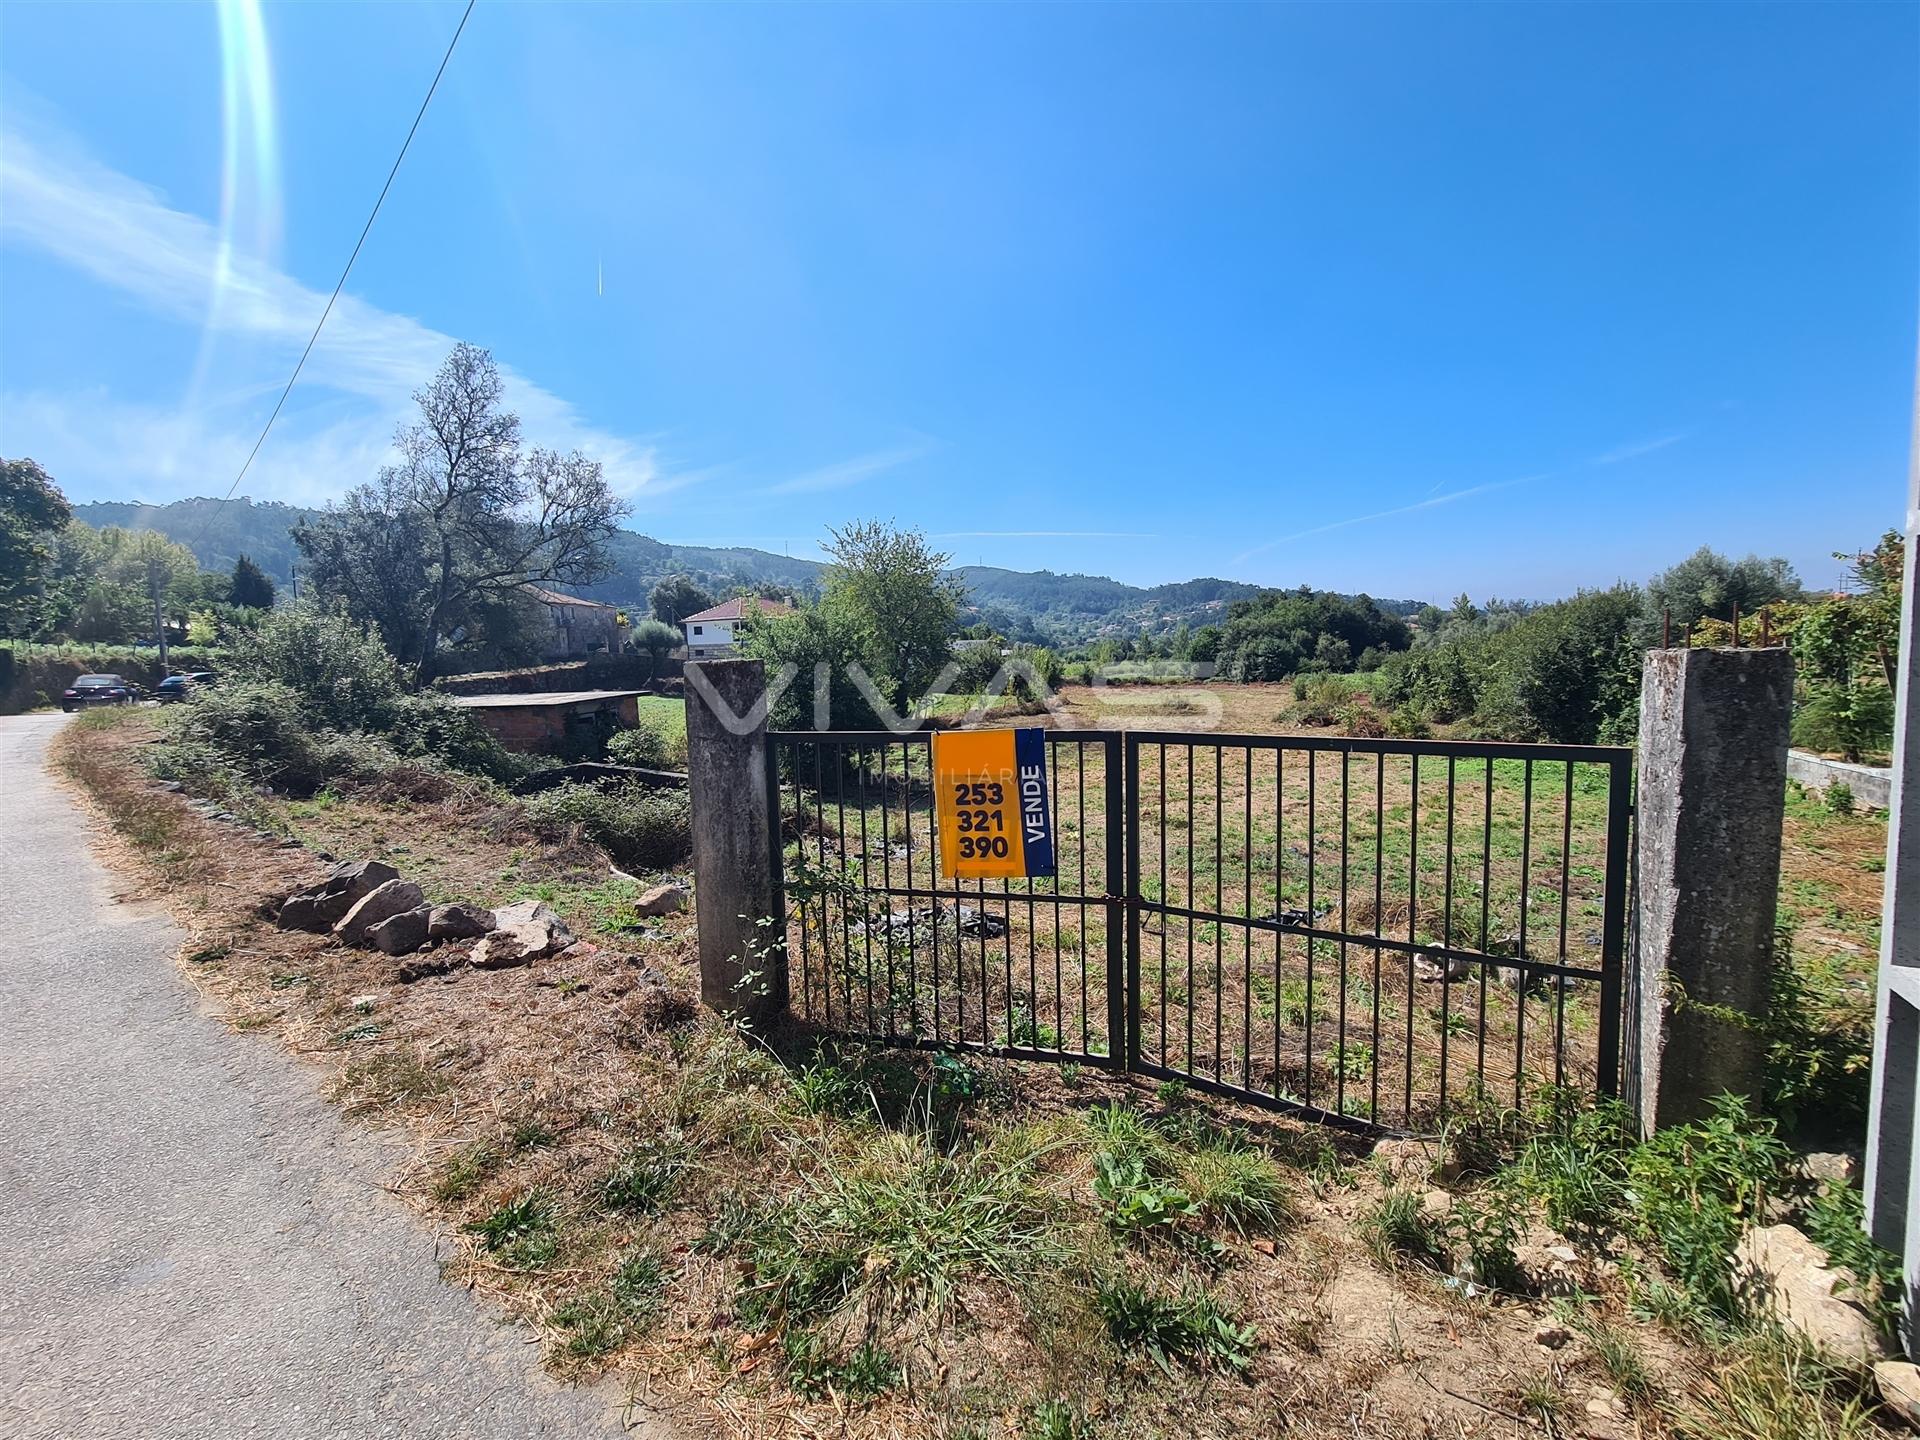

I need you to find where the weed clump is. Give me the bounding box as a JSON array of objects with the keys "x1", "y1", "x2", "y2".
[{"x1": 524, "y1": 781, "x2": 693, "y2": 871}]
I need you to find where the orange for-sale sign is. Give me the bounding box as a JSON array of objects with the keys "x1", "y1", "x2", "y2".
[{"x1": 931, "y1": 728, "x2": 1055, "y2": 879}]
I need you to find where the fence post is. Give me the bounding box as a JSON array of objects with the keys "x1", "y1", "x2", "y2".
[
  {"x1": 1632, "y1": 644, "x2": 1793, "y2": 1133},
  {"x1": 684, "y1": 658, "x2": 787, "y2": 1028}
]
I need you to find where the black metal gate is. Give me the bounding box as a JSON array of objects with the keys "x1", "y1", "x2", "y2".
[{"x1": 766, "y1": 728, "x2": 1631, "y2": 1134}]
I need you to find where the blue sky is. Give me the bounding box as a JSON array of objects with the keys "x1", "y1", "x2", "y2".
[{"x1": 1, "y1": 2, "x2": 1914, "y2": 600}]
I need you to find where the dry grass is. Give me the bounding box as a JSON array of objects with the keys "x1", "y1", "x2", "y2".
[{"x1": 50, "y1": 702, "x2": 1895, "y2": 1440}]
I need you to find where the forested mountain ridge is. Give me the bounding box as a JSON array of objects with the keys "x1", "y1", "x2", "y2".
[{"x1": 68, "y1": 497, "x2": 1429, "y2": 643}]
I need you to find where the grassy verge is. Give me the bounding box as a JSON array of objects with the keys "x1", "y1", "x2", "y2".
[{"x1": 50, "y1": 703, "x2": 1902, "y2": 1439}]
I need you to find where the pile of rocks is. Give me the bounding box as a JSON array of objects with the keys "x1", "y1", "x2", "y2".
[
  {"x1": 275, "y1": 857, "x2": 688, "y2": 975},
  {"x1": 859, "y1": 902, "x2": 1010, "y2": 947}
]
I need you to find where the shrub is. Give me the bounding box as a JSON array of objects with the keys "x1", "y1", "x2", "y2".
[
  {"x1": 163, "y1": 679, "x2": 404, "y2": 796},
  {"x1": 392, "y1": 689, "x2": 515, "y2": 776},
  {"x1": 1340, "y1": 704, "x2": 1387, "y2": 739},
  {"x1": 222, "y1": 603, "x2": 410, "y2": 733},
  {"x1": 1793, "y1": 682, "x2": 1893, "y2": 766},
  {"x1": 607, "y1": 723, "x2": 671, "y2": 770},
  {"x1": 1385, "y1": 704, "x2": 1431, "y2": 739},
  {"x1": 524, "y1": 781, "x2": 694, "y2": 871}
]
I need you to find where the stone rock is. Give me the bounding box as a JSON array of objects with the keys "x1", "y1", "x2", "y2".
[
  {"x1": 1875, "y1": 1360, "x2": 1920, "y2": 1428},
  {"x1": 276, "y1": 859, "x2": 402, "y2": 933},
  {"x1": 1799, "y1": 1151, "x2": 1864, "y2": 1190},
  {"x1": 427, "y1": 902, "x2": 495, "y2": 941},
  {"x1": 862, "y1": 901, "x2": 1009, "y2": 947},
  {"x1": 1413, "y1": 951, "x2": 1473, "y2": 984},
  {"x1": 333, "y1": 879, "x2": 426, "y2": 946},
  {"x1": 635, "y1": 882, "x2": 690, "y2": 918},
  {"x1": 1421, "y1": 1189, "x2": 1453, "y2": 1219},
  {"x1": 1732, "y1": 1224, "x2": 1890, "y2": 1363},
  {"x1": 1372, "y1": 1137, "x2": 1441, "y2": 1183},
  {"x1": 397, "y1": 953, "x2": 457, "y2": 984},
  {"x1": 368, "y1": 905, "x2": 432, "y2": 956},
  {"x1": 471, "y1": 900, "x2": 574, "y2": 970}
]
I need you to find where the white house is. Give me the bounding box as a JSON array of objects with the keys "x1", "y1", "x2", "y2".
[{"x1": 680, "y1": 597, "x2": 794, "y2": 659}]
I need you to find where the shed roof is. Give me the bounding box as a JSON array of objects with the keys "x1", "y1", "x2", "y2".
[{"x1": 450, "y1": 689, "x2": 645, "y2": 709}]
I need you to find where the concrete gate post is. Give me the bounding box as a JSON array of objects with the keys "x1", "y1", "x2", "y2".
[
  {"x1": 684, "y1": 658, "x2": 787, "y2": 1028},
  {"x1": 1632, "y1": 645, "x2": 1794, "y2": 1134}
]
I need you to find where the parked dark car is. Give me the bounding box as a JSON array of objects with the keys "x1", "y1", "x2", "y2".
[
  {"x1": 155, "y1": 671, "x2": 216, "y2": 703},
  {"x1": 61, "y1": 674, "x2": 142, "y2": 711}
]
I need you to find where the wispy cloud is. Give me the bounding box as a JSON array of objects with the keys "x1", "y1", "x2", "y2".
[
  {"x1": 933, "y1": 530, "x2": 1153, "y2": 540},
  {"x1": 0, "y1": 122, "x2": 674, "y2": 501},
  {"x1": 1230, "y1": 474, "x2": 1549, "y2": 568},
  {"x1": 1591, "y1": 431, "x2": 1689, "y2": 466},
  {"x1": 758, "y1": 442, "x2": 932, "y2": 497},
  {"x1": 1231, "y1": 428, "x2": 1692, "y2": 570}
]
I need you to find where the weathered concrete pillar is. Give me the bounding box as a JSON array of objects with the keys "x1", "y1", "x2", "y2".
[
  {"x1": 1633, "y1": 645, "x2": 1793, "y2": 1134},
  {"x1": 684, "y1": 658, "x2": 787, "y2": 1028}
]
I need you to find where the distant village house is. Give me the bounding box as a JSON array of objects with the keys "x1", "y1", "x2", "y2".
[
  {"x1": 680, "y1": 597, "x2": 794, "y2": 659},
  {"x1": 527, "y1": 585, "x2": 627, "y2": 660}
]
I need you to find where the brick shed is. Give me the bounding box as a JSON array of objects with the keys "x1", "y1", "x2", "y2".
[{"x1": 451, "y1": 689, "x2": 644, "y2": 755}]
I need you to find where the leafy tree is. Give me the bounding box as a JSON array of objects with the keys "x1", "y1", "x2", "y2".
[
  {"x1": 629, "y1": 617, "x2": 681, "y2": 682},
  {"x1": 745, "y1": 521, "x2": 963, "y2": 728},
  {"x1": 228, "y1": 554, "x2": 277, "y2": 609},
  {"x1": 296, "y1": 343, "x2": 626, "y2": 684},
  {"x1": 1644, "y1": 546, "x2": 1799, "y2": 634},
  {"x1": 649, "y1": 573, "x2": 716, "y2": 625},
  {"x1": 0, "y1": 458, "x2": 72, "y2": 635},
  {"x1": 1774, "y1": 530, "x2": 1903, "y2": 761},
  {"x1": 1212, "y1": 588, "x2": 1410, "y2": 681},
  {"x1": 1377, "y1": 585, "x2": 1643, "y2": 743},
  {"x1": 818, "y1": 520, "x2": 965, "y2": 715}
]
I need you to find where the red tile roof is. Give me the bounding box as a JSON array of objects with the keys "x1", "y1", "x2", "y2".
[{"x1": 680, "y1": 597, "x2": 795, "y2": 624}]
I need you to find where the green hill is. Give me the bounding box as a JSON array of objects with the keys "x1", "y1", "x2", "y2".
[{"x1": 69, "y1": 496, "x2": 1429, "y2": 645}]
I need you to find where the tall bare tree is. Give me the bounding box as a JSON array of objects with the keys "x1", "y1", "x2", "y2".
[{"x1": 297, "y1": 344, "x2": 627, "y2": 683}]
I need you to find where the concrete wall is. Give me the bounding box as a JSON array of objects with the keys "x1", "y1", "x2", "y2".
[{"x1": 1788, "y1": 749, "x2": 1893, "y2": 810}]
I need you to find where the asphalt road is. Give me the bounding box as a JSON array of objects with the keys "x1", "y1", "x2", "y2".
[{"x1": 0, "y1": 712, "x2": 661, "y2": 1440}]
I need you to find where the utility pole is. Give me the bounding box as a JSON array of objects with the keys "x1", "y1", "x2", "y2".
[{"x1": 148, "y1": 562, "x2": 169, "y2": 673}]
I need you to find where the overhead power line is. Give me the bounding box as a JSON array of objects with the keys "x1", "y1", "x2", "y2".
[{"x1": 191, "y1": 0, "x2": 477, "y2": 552}]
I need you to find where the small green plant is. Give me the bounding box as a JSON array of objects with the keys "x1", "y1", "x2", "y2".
[
  {"x1": 599, "y1": 1138, "x2": 688, "y2": 1215},
  {"x1": 1093, "y1": 1147, "x2": 1196, "y2": 1233},
  {"x1": 1358, "y1": 1189, "x2": 1445, "y2": 1271},
  {"x1": 1671, "y1": 1327, "x2": 1879, "y2": 1440},
  {"x1": 781, "y1": 1332, "x2": 900, "y2": 1401},
  {"x1": 510, "y1": 1118, "x2": 556, "y2": 1151},
  {"x1": 1824, "y1": 781, "x2": 1855, "y2": 816},
  {"x1": 610, "y1": 1246, "x2": 669, "y2": 1324},
  {"x1": 432, "y1": 1141, "x2": 501, "y2": 1204},
  {"x1": 551, "y1": 1292, "x2": 626, "y2": 1360},
  {"x1": 1803, "y1": 1183, "x2": 1902, "y2": 1338},
  {"x1": 1626, "y1": 1095, "x2": 1790, "y2": 1324},
  {"x1": 1443, "y1": 1183, "x2": 1525, "y2": 1290},
  {"x1": 1025, "y1": 1399, "x2": 1094, "y2": 1440},
  {"x1": 1095, "y1": 1275, "x2": 1255, "y2": 1375},
  {"x1": 467, "y1": 1190, "x2": 560, "y2": 1270}
]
